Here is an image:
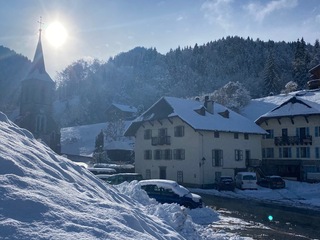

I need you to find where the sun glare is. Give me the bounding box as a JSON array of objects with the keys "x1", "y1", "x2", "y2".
[{"x1": 45, "y1": 22, "x2": 68, "y2": 48}]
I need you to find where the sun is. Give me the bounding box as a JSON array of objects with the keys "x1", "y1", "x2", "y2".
[{"x1": 45, "y1": 22, "x2": 68, "y2": 48}]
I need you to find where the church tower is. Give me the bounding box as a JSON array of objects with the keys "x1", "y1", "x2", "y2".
[{"x1": 18, "y1": 18, "x2": 60, "y2": 153}]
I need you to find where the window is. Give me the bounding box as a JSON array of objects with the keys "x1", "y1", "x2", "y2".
[
  {"x1": 234, "y1": 133, "x2": 239, "y2": 139},
  {"x1": 144, "y1": 129, "x2": 152, "y2": 139},
  {"x1": 154, "y1": 149, "x2": 162, "y2": 160},
  {"x1": 212, "y1": 149, "x2": 223, "y2": 166},
  {"x1": 174, "y1": 126, "x2": 185, "y2": 137},
  {"x1": 158, "y1": 128, "x2": 167, "y2": 137},
  {"x1": 146, "y1": 169, "x2": 151, "y2": 179},
  {"x1": 177, "y1": 171, "x2": 183, "y2": 183},
  {"x1": 244, "y1": 133, "x2": 249, "y2": 140},
  {"x1": 296, "y1": 147, "x2": 310, "y2": 158},
  {"x1": 296, "y1": 127, "x2": 309, "y2": 137},
  {"x1": 235, "y1": 149, "x2": 243, "y2": 161},
  {"x1": 265, "y1": 129, "x2": 274, "y2": 139},
  {"x1": 315, "y1": 126, "x2": 320, "y2": 137},
  {"x1": 163, "y1": 149, "x2": 172, "y2": 160},
  {"x1": 144, "y1": 150, "x2": 152, "y2": 160},
  {"x1": 282, "y1": 128, "x2": 288, "y2": 137},
  {"x1": 173, "y1": 149, "x2": 185, "y2": 160},
  {"x1": 245, "y1": 150, "x2": 251, "y2": 160},
  {"x1": 214, "y1": 131, "x2": 220, "y2": 138},
  {"x1": 316, "y1": 147, "x2": 320, "y2": 159},
  {"x1": 279, "y1": 147, "x2": 292, "y2": 158},
  {"x1": 262, "y1": 148, "x2": 274, "y2": 158}
]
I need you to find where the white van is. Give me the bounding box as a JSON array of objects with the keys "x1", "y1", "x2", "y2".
[{"x1": 235, "y1": 172, "x2": 257, "y2": 190}]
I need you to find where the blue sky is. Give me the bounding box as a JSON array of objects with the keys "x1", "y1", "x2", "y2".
[{"x1": 0, "y1": 0, "x2": 320, "y2": 78}]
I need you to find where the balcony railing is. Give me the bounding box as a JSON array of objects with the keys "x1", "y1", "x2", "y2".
[
  {"x1": 151, "y1": 136, "x2": 171, "y2": 146},
  {"x1": 274, "y1": 135, "x2": 312, "y2": 146},
  {"x1": 246, "y1": 158, "x2": 261, "y2": 167}
]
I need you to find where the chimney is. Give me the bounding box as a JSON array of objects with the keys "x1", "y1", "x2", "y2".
[{"x1": 204, "y1": 96, "x2": 214, "y2": 114}]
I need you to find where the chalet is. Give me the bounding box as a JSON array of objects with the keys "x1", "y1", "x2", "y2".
[
  {"x1": 106, "y1": 103, "x2": 137, "y2": 121},
  {"x1": 124, "y1": 96, "x2": 266, "y2": 188},
  {"x1": 256, "y1": 96, "x2": 320, "y2": 181},
  {"x1": 308, "y1": 64, "x2": 320, "y2": 89}
]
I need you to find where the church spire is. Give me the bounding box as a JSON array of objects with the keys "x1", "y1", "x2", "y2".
[{"x1": 31, "y1": 16, "x2": 46, "y2": 74}]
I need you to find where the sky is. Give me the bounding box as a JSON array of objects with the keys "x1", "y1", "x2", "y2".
[
  {"x1": 1, "y1": 0, "x2": 320, "y2": 78},
  {"x1": 1, "y1": 109, "x2": 320, "y2": 239}
]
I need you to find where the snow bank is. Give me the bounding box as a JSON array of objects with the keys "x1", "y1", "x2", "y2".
[{"x1": 0, "y1": 113, "x2": 183, "y2": 240}]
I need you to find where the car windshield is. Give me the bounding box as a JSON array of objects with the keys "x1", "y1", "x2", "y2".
[{"x1": 243, "y1": 175, "x2": 256, "y2": 180}]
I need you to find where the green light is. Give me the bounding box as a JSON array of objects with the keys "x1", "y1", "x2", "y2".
[{"x1": 268, "y1": 215, "x2": 273, "y2": 221}]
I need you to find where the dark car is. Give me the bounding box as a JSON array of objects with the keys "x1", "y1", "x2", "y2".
[
  {"x1": 215, "y1": 176, "x2": 235, "y2": 191},
  {"x1": 139, "y1": 179, "x2": 203, "y2": 209},
  {"x1": 257, "y1": 176, "x2": 285, "y2": 189}
]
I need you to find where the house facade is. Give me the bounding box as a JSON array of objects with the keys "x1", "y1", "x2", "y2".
[
  {"x1": 256, "y1": 96, "x2": 320, "y2": 181},
  {"x1": 125, "y1": 97, "x2": 266, "y2": 188}
]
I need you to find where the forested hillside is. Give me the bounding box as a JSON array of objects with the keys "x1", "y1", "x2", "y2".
[
  {"x1": 0, "y1": 46, "x2": 31, "y2": 114},
  {"x1": 1, "y1": 36, "x2": 320, "y2": 126}
]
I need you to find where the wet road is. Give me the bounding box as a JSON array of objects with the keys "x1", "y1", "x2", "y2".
[{"x1": 200, "y1": 193, "x2": 320, "y2": 240}]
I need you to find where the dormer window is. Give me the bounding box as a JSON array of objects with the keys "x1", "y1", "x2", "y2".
[{"x1": 214, "y1": 131, "x2": 220, "y2": 138}]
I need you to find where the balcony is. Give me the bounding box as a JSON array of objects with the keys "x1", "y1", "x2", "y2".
[
  {"x1": 151, "y1": 136, "x2": 171, "y2": 146},
  {"x1": 246, "y1": 158, "x2": 261, "y2": 167},
  {"x1": 274, "y1": 135, "x2": 312, "y2": 146}
]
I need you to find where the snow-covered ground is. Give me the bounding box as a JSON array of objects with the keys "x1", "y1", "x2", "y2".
[{"x1": 192, "y1": 180, "x2": 320, "y2": 211}]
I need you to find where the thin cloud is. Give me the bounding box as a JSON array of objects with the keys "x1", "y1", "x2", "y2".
[
  {"x1": 201, "y1": 0, "x2": 234, "y2": 30},
  {"x1": 176, "y1": 16, "x2": 184, "y2": 21},
  {"x1": 245, "y1": 0, "x2": 298, "y2": 22}
]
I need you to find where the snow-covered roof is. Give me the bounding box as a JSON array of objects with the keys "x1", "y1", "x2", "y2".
[
  {"x1": 255, "y1": 96, "x2": 320, "y2": 124},
  {"x1": 125, "y1": 96, "x2": 266, "y2": 135},
  {"x1": 111, "y1": 103, "x2": 137, "y2": 113},
  {"x1": 241, "y1": 89, "x2": 320, "y2": 121},
  {"x1": 60, "y1": 121, "x2": 134, "y2": 156}
]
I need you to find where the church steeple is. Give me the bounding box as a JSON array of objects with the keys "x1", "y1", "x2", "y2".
[
  {"x1": 17, "y1": 17, "x2": 60, "y2": 154},
  {"x1": 30, "y1": 16, "x2": 46, "y2": 74}
]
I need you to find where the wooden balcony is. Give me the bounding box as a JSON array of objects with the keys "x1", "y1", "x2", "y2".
[
  {"x1": 151, "y1": 136, "x2": 171, "y2": 146},
  {"x1": 246, "y1": 158, "x2": 261, "y2": 167},
  {"x1": 274, "y1": 135, "x2": 312, "y2": 146}
]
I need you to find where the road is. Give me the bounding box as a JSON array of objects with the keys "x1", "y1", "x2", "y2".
[{"x1": 199, "y1": 193, "x2": 320, "y2": 240}]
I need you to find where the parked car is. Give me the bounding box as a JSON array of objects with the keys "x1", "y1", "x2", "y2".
[
  {"x1": 257, "y1": 176, "x2": 285, "y2": 189},
  {"x1": 235, "y1": 172, "x2": 257, "y2": 190},
  {"x1": 139, "y1": 179, "x2": 203, "y2": 209},
  {"x1": 97, "y1": 173, "x2": 143, "y2": 185},
  {"x1": 214, "y1": 176, "x2": 235, "y2": 191},
  {"x1": 88, "y1": 167, "x2": 117, "y2": 175}
]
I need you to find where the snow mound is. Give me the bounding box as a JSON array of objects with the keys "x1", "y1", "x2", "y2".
[{"x1": 0, "y1": 112, "x2": 183, "y2": 240}]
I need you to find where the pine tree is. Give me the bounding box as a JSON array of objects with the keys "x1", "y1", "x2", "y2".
[
  {"x1": 263, "y1": 52, "x2": 280, "y2": 96},
  {"x1": 293, "y1": 38, "x2": 310, "y2": 89},
  {"x1": 94, "y1": 130, "x2": 104, "y2": 153},
  {"x1": 309, "y1": 39, "x2": 320, "y2": 68}
]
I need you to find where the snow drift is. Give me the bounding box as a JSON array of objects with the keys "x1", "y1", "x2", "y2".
[{"x1": 0, "y1": 112, "x2": 184, "y2": 239}]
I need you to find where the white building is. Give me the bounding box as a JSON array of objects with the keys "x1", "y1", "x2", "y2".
[
  {"x1": 125, "y1": 97, "x2": 266, "y2": 188},
  {"x1": 256, "y1": 96, "x2": 320, "y2": 181}
]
